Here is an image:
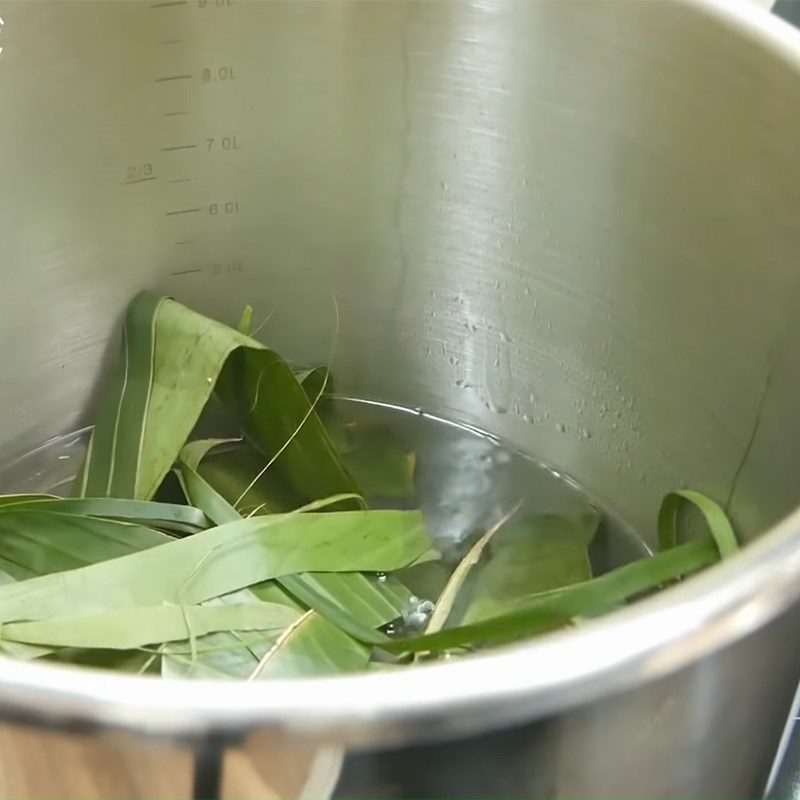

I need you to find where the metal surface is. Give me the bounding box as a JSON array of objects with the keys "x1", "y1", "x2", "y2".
[{"x1": 1, "y1": 0, "x2": 800, "y2": 796}]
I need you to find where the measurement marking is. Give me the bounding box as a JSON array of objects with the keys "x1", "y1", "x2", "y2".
[
  {"x1": 165, "y1": 207, "x2": 202, "y2": 216},
  {"x1": 161, "y1": 144, "x2": 197, "y2": 152},
  {"x1": 170, "y1": 267, "x2": 203, "y2": 276},
  {"x1": 163, "y1": 111, "x2": 188, "y2": 117},
  {"x1": 169, "y1": 178, "x2": 193, "y2": 183},
  {"x1": 155, "y1": 74, "x2": 193, "y2": 83},
  {"x1": 151, "y1": 1, "x2": 188, "y2": 8},
  {"x1": 174, "y1": 240, "x2": 195, "y2": 245},
  {"x1": 123, "y1": 176, "x2": 158, "y2": 185}
]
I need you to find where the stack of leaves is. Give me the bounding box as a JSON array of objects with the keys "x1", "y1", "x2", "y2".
[{"x1": 0, "y1": 293, "x2": 739, "y2": 679}]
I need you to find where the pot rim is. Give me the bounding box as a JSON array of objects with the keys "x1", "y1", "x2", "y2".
[{"x1": 1, "y1": 0, "x2": 800, "y2": 748}]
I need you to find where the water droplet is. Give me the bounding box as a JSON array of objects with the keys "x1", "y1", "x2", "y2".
[
  {"x1": 376, "y1": 572, "x2": 388, "y2": 583},
  {"x1": 523, "y1": 413, "x2": 533, "y2": 423},
  {"x1": 402, "y1": 597, "x2": 435, "y2": 631},
  {"x1": 556, "y1": 422, "x2": 566, "y2": 433},
  {"x1": 484, "y1": 336, "x2": 512, "y2": 415},
  {"x1": 440, "y1": 180, "x2": 448, "y2": 191},
  {"x1": 499, "y1": 331, "x2": 512, "y2": 343},
  {"x1": 523, "y1": 285, "x2": 531, "y2": 296}
]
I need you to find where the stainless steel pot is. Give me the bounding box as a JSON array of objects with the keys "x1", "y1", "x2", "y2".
[{"x1": 1, "y1": 0, "x2": 800, "y2": 796}]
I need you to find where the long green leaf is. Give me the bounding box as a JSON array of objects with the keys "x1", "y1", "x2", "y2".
[
  {"x1": 178, "y1": 443, "x2": 414, "y2": 628},
  {"x1": 78, "y1": 292, "x2": 165, "y2": 498},
  {"x1": 0, "y1": 510, "x2": 170, "y2": 581},
  {"x1": 0, "y1": 496, "x2": 209, "y2": 534},
  {"x1": 383, "y1": 537, "x2": 720, "y2": 654},
  {"x1": 462, "y1": 511, "x2": 599, "y2": 625},
  {"x1": 187, "y1": 440, "x2": 297, "y2": 515},
  {"x1": 0, "y1": 510, "x2": 431, "y2": 624},
  {"x1": 338, "y1": 425, "x2": 416, "y2": 501},
  {"x1": 248, "y1": 609, "x2": 369, "y2": 680},
  {"x1": 76, "y1": 292, "x2": 359, "y2": 504},
  {"x1": 658, "y1": 490, "x2": 738, "y2": 558},
  {"x1": 2, "y1": 602, "x2": 297, "y2": 650}
]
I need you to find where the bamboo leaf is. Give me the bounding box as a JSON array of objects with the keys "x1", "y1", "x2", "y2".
[
  {"x1": 277, "y1": 575, "x2": 390, "y2": 645},
  {"x1": 2, "y1": 602, "x2": 297, "y2": 650},
  {"x1": 0, "y1": 496, "x2": 209, "y2": 534},
  {"x1": 338, "y1": 425, "x2": 416, "y2": 501},
  {"x1": 0, "y1": 510, "x2": 432, "y2": 624},
  {"x1": 658, "y1": 490, "x2": 738, "y2": 558},
  {"x1": 295, "y1": 367, "x2": 348, "y2": 450},
  {"x1": 178, "y1": 443, "x2": 415, "y2": 630},
  {"x1": 237, "y1": 305, "x2": 253, "y2": 336},
  {"x1": 77, "y1": 292, "x2": 166, "y2": 498},
  {"x1": 462, "y1": 511, "x2": 599, "y2": 625},
  {"x1": 215, "y1": 348, "x2": 361, "y2": 509},
  {"x1": 248, "y1": 610, "x2": 369, "y2": 680},
  {"x1": 75, "y1": 293, "x2": 360, "y2": 505},
  {"x1": 188, "y1": 440, "x2": 297, "y2": 515},
  {"x1": 424, "y1": 503, "x2": 522, "y2": 637},
  {"x1": 383, "y1": 537, "x2": 720, "y2": 654},
  {"x1": 0, "y1": 510, "x2": 169, "y2": 581}
]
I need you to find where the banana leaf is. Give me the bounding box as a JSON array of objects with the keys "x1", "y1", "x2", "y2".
[
  {"x1": 383, "y1": 537, "x2": 720, "y2": 654},
  {"x1": 0, "y1": 509, "x2": 431, "y2": 625},
  {"x1": 1, "y1": 602, "x2": 297, "y2": 650},
  {"x1": 461, "y1": 511, "x2": 599, "y2": 625},
  {"x1": 75, "y1": 292, "x2": 360, "y2": 506}
]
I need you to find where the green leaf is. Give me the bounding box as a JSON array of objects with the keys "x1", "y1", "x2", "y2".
[
  {"x1": 0, "y1": 496, "x2": 209, "y2": 535},
  {"x1": 76, "y1": 292, "x2": 360, "y2": 505},
  {"x1": 384, "y1": 537, "x2": 720, "y2": 654},
  {"x1": 0, "y1": 510, "x2": 432, "y2": 624},
  {"x1": 237, "y1": 304, "x2": 253, "y2": 336},
  {"x1": 424, "y1": 504, "x2": 522, "y2": 637},
  {"x1": 2, "y1": 602, "x2": 297, "y2": 650},
  {"x1": 276, "y1": 575, "x2": 390, "y2": 646},
  {"x1": 178, "y1": 441, "x2": 414, "y2": 630},
  {"x1": 338, "y1": 425, "x2": 416, "y2": 501},
  {"x1": 658, "y1": 490, "x2": 738, "y2": 558},
  {"x1": 215, "y1": 348, "x2": 360, "y2": 509},
  {"x1": 248, "y1": 610, "x2": 369, "y2": 680},
  {"x1": 462, "y1": 511, "x2": 599, "y2": 625},
  {"x1": 295, "y1": 367, "x2": 348, "y2": 451},
  {"x1": 0, "y1": 510, "x2": 169, "y2": 581},
  {"x1": 188, "y1": 440, "x2": 297, "y2": 515}
]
